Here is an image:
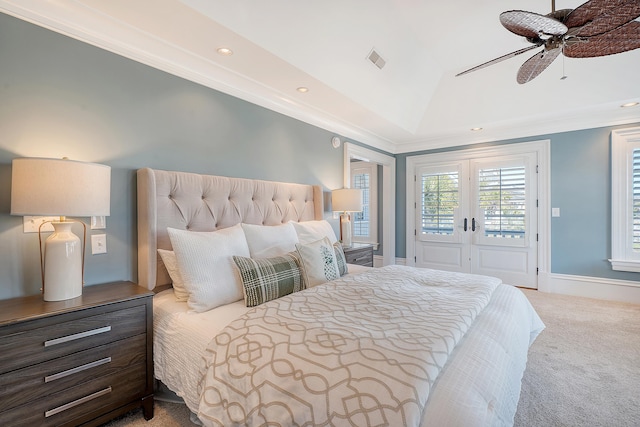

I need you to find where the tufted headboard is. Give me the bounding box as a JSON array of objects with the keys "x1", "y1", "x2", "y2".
[{"x1": 137, "y1": 168, "x2": 324, "y2": 290}]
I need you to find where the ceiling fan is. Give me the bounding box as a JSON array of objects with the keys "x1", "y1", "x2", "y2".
[{"x1": 456, "y1": 0, "x2": 640, "y2": 84}]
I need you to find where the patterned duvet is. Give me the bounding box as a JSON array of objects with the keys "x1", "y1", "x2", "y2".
[{"x1": 197, "y1": 265, "x2": 502, "y2": 426}]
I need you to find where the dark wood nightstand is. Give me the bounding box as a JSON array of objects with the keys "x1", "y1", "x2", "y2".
[
  {"x1": 0, "y1": 281, "x2": 154, "y2": 427},
  {"x1": 343, "y1": 243, "x2": 374, "y2": 267}
]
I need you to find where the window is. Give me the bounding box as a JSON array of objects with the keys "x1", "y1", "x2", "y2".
[
  {"x1": 421, "y1": 171, "x2": 459, "y2": 236},
  {"x1": 351, "y1": 161, "x2": 377, "y2": 245},
  {"x1": 611, "y1": 127, "x2": 640, "y2": 272},
  {"x1": 478, "y1": 166, "x2": 526, "y2": 239}
]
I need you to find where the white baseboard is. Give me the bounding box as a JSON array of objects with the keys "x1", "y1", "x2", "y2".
[
  {"x1": 392, "y1": 258, "x2": 640, "y2": 304},
  {"x1": 547, "y1": 273, "x2": 640, "y2": 304},
  {"x1": 379, "y1": 256, "x2": 406, "y2": 266}
]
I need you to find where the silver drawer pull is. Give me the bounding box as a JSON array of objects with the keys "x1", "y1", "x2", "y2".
[
  {"x1": 44, "y1": 326, "x2": 111, "y2": 347},
  {"x1": 45, "y1": 386, "x2": 112, "y2": 418},
  {"x1": 44, "y1": 357, "x2": 112, "y2": 383}
]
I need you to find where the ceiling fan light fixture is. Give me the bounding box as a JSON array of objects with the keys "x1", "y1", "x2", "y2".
[
  {"x1": 621, "y1": 102, "x2": 639, "y2": 108},
  {"x1": 458, "y1": 0, "x2": 640, "y2": 84}
]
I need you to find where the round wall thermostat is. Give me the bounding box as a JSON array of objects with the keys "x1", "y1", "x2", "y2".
[{"x1": 331, "y1": 136, "x2": 341, "y2": 148}]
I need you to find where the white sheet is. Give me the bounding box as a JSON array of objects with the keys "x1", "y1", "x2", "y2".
[
  {"x1": 153, "y1": 291, "x2": 250, "y2": 411},
  {"x1": 154, "y1": 269, "x2": 543, "y2": 426}
]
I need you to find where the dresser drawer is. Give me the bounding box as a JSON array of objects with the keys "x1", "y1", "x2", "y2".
[
  {"x1": 0, "y1": 334, "x2": 146, "y2": 412},
  {"x1": 0, "y1": 304, "x2": 146, "y2": 374},
  {"x1": 345, "y1": 246, "x2": 374, "y2": 267},
  {"x1": 0, "y1": 363, "x2": 146, "y2": 427}
]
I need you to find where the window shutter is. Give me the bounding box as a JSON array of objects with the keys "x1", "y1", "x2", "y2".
[{"x1": 478, "y1": 166, "x2": 526, "y2": 239}]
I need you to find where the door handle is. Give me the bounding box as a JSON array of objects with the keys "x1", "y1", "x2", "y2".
[
  {"x1": 463, "y1": 218, "x2": 468, "y2": 231},
  {"x1": 472, "y1": 218, "x2": 476, "y2": 231}
]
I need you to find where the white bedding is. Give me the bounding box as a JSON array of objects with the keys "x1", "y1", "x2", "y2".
[
  {"x1": 153, "y1": 264, "x2": 372, "y2": 411},
  {"x1": 154, "y1": 267, "x2": 544, "y2": 426}
]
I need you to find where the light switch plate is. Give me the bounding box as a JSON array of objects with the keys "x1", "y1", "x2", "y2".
[
  {"x1": 552, "y1": 208, "x2": 560, "y2": 217},
  {"x1": 91, "y1": 234, "x2": 107, "y2": 254},
  {"x1": 23, "y1": 216, "x2": 57, "y2": 233},
  {"x1": 91, "y1": 216, "x2": 106, "y2": 230}
]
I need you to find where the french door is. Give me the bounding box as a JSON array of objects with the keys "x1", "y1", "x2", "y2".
[{"x1": 414, "y1": 152, "x2": 538, "y2": 288}]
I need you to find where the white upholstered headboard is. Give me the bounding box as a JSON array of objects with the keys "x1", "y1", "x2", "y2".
[{"x1": 137, "y1": 168, "x2": 324, "y2": 290}]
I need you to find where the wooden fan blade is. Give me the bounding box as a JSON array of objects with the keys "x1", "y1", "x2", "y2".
[
  {"x1": 500, "y1": 10, "x2": 568, "y2": 39},
  {"x1": 517, "y1": 47, "x2": 561, "y2": 84},
  {"x1": 565, "y1": 0, "x2": 640, "y2": 36},
  {"x1": 565, "y1": 20, "x2": 640, "y2": 57},
  {"x1": 455, "y1": 45, "x2": 540, "y2": 77}
]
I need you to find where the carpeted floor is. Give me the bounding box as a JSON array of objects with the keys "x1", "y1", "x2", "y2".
[
  {"x1": 514, "y1": 289, "x2": 640, "y2": 427},
  {"x1": 103, "y1": 289, "x2": 640, "y2": 426}
]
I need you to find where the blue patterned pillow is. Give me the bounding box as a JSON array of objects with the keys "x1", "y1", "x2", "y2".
[
  {"x1": 333, "y1": 242, "x2": 348, "y2": 276},
  {"x1": 295, "y1": 237, "x2": 341, "y2": 287}
]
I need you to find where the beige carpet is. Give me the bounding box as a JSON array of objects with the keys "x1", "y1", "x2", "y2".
[
  {"x1": 514, "y1": 289, "x2": 640, "y2": 427},
  {"x1": 103, "y1": 289, "x2": 640, "y2": 426}
]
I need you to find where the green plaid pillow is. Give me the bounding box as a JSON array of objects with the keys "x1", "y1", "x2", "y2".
[
  {"x1": 233, "y1": 253, "x2": 305, "y2": 307},
  {"x1": 333, "y1": 242, "x2": 348, "y2": 276}
]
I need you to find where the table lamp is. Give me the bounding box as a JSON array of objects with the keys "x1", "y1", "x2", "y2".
[
  {"x1": 11, "y1": 157, "x2": 111, "y2": 301},
  {"x1": 332, "y1": 188, "x2": 363, "y2": 247}
]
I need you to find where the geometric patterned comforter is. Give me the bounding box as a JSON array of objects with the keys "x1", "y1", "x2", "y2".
[{"x1": 197, "y1": 265, "x2": 501, "y2": 426}]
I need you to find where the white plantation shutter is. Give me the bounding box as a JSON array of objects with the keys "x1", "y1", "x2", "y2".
[
  {"x1": 633, "y1": 149, "x2": 640, "y2": 251},
  {"x1": 421, "y1": 172, "x2": 459, "y2": 236},
  {"x1": 611, "y1": 127, "x2": 640, "y2": 272},
  {"x1": 353, "y1": 172, "x2": 370, "y2": 238},
  {"x1": 478, "y1": 166, "x2": 526, "y2": 239},
  {"x1": 350, "y1": 161, "x2": 377, "y2": 244}
]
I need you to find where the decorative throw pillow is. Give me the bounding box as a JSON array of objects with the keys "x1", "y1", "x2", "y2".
[
  {"x1": 333, "y1": 242, "x2": 348, "y2": 276},
  {"x1": 157, "y1": 249, "x2": 189, "y2": 302},
  {"x1": 233, "y1": 253, "x2": 305, "y2": 307},
  {"x1": 241, "y1": 222, "x2": 299, "y2": 258},
  {"x1": 295, "y1": 237, "x2": 341, "y2": 287},
  {"x1": 167, "y1": 224, "x2": 250, "y2": 313},
  {"x1": 290, "y1": 219, "x2": 339, "y2": 245}
]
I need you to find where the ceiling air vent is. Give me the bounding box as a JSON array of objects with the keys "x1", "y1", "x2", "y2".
[{"x1": 367, "y1": 49, "x2": 386, "y2": 70}]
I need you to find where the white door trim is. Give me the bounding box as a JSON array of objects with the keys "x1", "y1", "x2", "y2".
[
  {"x1": 344, "y1": 142, "x2": 396, "y2": 266},
  {"x1": 406, "y1": 140, "x2": 550, "y2": 290}
]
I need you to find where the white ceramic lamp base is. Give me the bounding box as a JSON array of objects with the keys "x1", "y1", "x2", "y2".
[
  {"x1": 340, "y1": 212, "x2": 353, "y2": 248},
  {"x1": 44, "y1": 222, "x2": 83, "y2": 301}
]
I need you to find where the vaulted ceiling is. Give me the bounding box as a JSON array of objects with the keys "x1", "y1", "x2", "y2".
[{"x1": 1, "y1": 0, "x2": 639, "y2": 153}]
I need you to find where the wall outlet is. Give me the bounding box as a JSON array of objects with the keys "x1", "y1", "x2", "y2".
[
  {"x1": 23, "y1": 216, "x2": 57, "y2": 233},
  {"x1": 91, "y1": 234, "x2": 107, "y2": 254}
]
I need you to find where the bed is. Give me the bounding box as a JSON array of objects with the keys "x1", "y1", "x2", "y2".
[{"x1": 137, "y1": 167, "x2": 544, "y2": 426}]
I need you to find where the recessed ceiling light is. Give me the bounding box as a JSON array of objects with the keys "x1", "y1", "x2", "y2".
[
  {"x1": 216, "y1": 47, "x2": 233, "y2": 56},
  {"x1": 471, "y1": 127, "x2": 483, "y2": 131},
  {"x1": 621, "y1": 102, "x2": 639, "y2": 108},
  {"x1": 296, "y1": 87, "x2": 309, "y2": 93}
]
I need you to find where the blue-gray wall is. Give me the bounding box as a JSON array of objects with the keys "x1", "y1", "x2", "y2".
[
  {"x1": 396, "y1": 123, "x2": 640, "y2": 283},
  {"x1": 0, "y1": 13, "x2": 347, "y2": 299},
  {"x1": 3, "y1": 11, "x2": 638, "y2": 301}
]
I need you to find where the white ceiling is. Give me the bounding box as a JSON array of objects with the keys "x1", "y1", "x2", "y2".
[{"x1": 1, "y1": 0, "x2": 639, "y2": 153}]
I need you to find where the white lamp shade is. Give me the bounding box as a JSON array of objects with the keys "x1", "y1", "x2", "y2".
[
  {"x1": 11, "y1": 157, "x2": 111, "y2": 301},
  {"x1": 11, "y1": 157, "x2": 111, "y2": 217},
  {"x1": 332, "y1": 188, "x2": 363, "y2": 212}
]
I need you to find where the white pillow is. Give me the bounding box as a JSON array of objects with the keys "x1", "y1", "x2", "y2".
[
  {"x1": 157, "y1": 249, "x2": 188, "y2": 302},
  {"x1": 167, "y1": 224, "x2": 250, "y2": 313},
  {"x1": 290, "y1": 219, "x2": 338, "y2": 245},
  {"x1": 295, "y1": 237, "x2": 340, "y2": 287},
  {"x1": 241, "y1": 223, "x2": 299, "y2": 258}
]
